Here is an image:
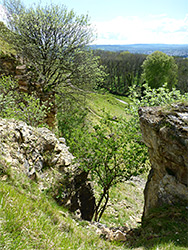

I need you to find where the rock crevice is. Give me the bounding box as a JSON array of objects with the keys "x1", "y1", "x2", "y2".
[{"x1": 0, "y1": 118, "x2": 95, "y2": 221}]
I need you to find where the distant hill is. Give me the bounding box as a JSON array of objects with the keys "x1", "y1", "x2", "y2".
[{"x1": 90, "y1": 44, "x2": 188, "y2": 57}]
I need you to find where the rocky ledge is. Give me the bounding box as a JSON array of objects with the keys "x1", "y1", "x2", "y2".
[
  {"x1": 0, "y1": 118, "x2": 95, "y2": 221},
  {"x1": 139, "y1": 103, "x2": 188, "y2": 218}
]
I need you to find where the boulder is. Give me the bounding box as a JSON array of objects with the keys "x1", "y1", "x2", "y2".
[
  {"x1": 139, "y1": 104, "x2": 188, "y2": 218},
  {"x1": 0, "y1": 118, "x2": 95, "y2": 221}
]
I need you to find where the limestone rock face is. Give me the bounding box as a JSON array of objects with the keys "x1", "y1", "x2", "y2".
[
  {"x1": 139, "y1": 104, "x2": 188, "y2": 218},
  {"x1": 0, "y1": 118, "x2": 95, "y2": 221}
]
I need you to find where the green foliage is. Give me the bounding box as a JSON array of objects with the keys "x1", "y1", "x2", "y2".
[
  {"x1": 57, "y1": 96, "x2": 88, "y2": 141},
  {"x1": 68, "y1": 49, "x2": 107, "y2": 91},
  {"x1": 127, "y1": 83, "x2": 188, "y2": 114},
  {"x1": 68, "y1": 114, "x2": 147, "y2": 222},
  {"x1": 0, "y1": 76, "x2": 47, "y2": 126},
  {"x1": 95, "y1": 49, "x2": 188, "y2": 94},
  {"x1": 175, "y1": 57, "x2": 188, "y2": 93},
  {"x1": 94, "y1": 50, "x2": 146, "y2": 95},
  {"x1": 1, "y1": 0, "x2": 105, "y2": 127},
  {"x1": 142, "y1": 51, "x2": 178, "y2": 89}
]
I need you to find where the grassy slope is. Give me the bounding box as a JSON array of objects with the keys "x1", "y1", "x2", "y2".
[
  {"x1": 1, "y1": 163, "x2": 188, "y2": 250},
  {"x1": 0, "y1": 22, "x2": 16, "y2": 56},
  {"x1": 128, "y1": 205, "x2": 188, "y2": 250},
  {"x1": 86, "y1": 91, "x2": 130, "y2": 122},
  {"x1": 0, "y1": 175, "x2": 124, "y2": 250},
  {"x1": 0, "y1": 38, "x2": 15, "y2": 55},
  {"x1": 0, "y1": 89, "x2": 188, "y2": 250}
]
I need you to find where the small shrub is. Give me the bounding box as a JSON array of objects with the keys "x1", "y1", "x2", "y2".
[{"x1": 0, "y1": 76, "x2": 47, "y2": 127}]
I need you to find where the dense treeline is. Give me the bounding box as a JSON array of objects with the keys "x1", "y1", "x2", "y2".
[
  {"x1": 94, "y1": 50, "x2": 146, "y2": 95},
  {"x1": 175, "y1": 57, "x2": 188, "y2": 93},
  {"x1": 94, "y1": 50, "x2": 188, "y2": 95}
]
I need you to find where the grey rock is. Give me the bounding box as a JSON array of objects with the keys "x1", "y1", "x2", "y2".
[
  {"x1": 0, "y1": 117, "x2": 95, "y2": 221},
  {"x1": 139, "y1": 104, "x2": 188, "y2": 219}
]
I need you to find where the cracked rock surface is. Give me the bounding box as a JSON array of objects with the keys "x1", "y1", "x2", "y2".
[
  {"x1": 139, "y1": 103, "x2": 188, "y2": 218},
  {"x1": 0, "y1": 118, "x2": 95, "y2": 221}
]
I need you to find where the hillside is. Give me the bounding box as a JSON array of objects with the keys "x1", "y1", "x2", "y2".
[
  {"x1": 0, "y1": 160, "x2": 146, "y2": 250},
  {"x1": 90, "y1": 44, "x2": 188, "y2": 57},
  {"x1": 1, "y1": 171, "x2": 187, "y2": 249},
  {"x1": 0, "y1": 93, "x2": 188, "y2": 250},
  {"x1": 86, "y1": 91, "x2": 130, "y2": 122},
  {"x1": 0, "y1": 21, "x2": 16, "y2": 55},
  {"x1": 0, "y1": 19, "x2": 187, "y2": 250}
]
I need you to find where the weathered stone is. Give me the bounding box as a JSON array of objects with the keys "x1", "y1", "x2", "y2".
[
  {"x1": 92, "y1": 222, "x2": 128, "y2": 241},
  {"x1": 139, "y1": 104, "x2": 188, "y2": 219},
  {"x1": 0, "y1": 117, "x2": 95, "y2": 221},
  {"x1": 113, "y1": 230, "x2": 127, "y2": 241},
  {"x1": 16, "y1": 64, "x2": 27, "y2": 74}
]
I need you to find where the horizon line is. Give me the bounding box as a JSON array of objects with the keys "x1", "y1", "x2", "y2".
[{"x1": 90, "y1": 43, "x2": 188, "y2": 46}]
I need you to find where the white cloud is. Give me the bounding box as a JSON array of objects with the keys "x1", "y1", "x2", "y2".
[
  {"x1": 93, "y1": 14, "x2": 188, "y2": 44},
  {"x1": 0, "y1": 4, "x2": 7, "y2": 22}
]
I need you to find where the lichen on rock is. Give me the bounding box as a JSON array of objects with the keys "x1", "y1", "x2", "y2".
[{"x1": 139, "y1": 103, "x2": 188, "y2": 219}]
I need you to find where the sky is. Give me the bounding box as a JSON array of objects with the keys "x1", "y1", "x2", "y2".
[{"x1": 0, "y1": 0, "x2": 188, "y2": 45}]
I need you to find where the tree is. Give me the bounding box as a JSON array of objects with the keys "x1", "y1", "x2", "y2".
[
  {"x1": 68, "y1": 115, "x2": 147, "y2": 222},
  {"x1": 141, "y1": 51, "x2": 178, "y2": 89},
  {"x1": 1, "y1": 0, "x2": 104, "y2": 127},
  {"x1": 175, "y1": 57, "x2": 188, "y2": 93}
]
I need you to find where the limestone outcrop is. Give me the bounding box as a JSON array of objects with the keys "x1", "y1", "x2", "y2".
[
  {"x1": 139, "y1": 103, "x2": 188, "y2": 218},
  {"x1": 0, "y1": 118, "x2": 95, "y2": 220}
]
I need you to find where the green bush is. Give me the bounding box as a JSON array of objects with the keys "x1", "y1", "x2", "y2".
[
  {"x1": 127, "y1": 82, "x2": 188, "y2": 116},
  {"x1": 68, "y1": 114, "x2": 147, "y2": 222},
  {"x1": 0, "y1": 76, "x2": 47, "y2": 126}
]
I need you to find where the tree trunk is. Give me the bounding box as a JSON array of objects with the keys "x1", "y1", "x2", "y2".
[
  {"x1": 94, "y1": 190, "x2": 109, "y2": 222},
  {"x1": 39, "y1": 91, "x2": 57, "y2": 129}
]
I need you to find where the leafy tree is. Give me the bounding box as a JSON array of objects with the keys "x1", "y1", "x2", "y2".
[
  {"x1": 141, "y1": 51, "x2": 178, "y2": 89},
  {"x1": 1, "y1": 0, "x2": 104, "y2": 127},
  {"x1": 66, "y1": 83, "x2": 188, "y2": 222},
  {"x1": 175, "y1": 57, "x2": 188, "y2": 93},
  {"x1": 68, "y1": 115, "x2": 147, "y2": 222}
]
